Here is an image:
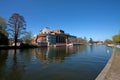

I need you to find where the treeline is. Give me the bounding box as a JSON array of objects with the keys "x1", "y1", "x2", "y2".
[
  {"x1": 104, "y1": 32, "x2": 120, "y2": 44},
  {"x1": 87, "y1": 33, "x2": 120, "y2": 45},
  {"x1": 1, "y1": 13, "x2": 119, "y2": 46}
]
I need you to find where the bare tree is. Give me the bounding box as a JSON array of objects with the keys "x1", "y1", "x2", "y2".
[{"x1": 8, "y1": 13, "x2": 26, "y2": 47}]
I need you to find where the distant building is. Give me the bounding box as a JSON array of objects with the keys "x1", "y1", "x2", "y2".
[
  {"x1": 32, "y1": 27, "x2": 77, "y2": 46},
  {"x1": 67, "y1": 35, "x2": 77, "y2": 44},
  {"x1": 9, "y1": 38, "x2": 23, "y2": 46},
  {"x1": 95, "y1": 41, "x2": 104, "y2": 44}
]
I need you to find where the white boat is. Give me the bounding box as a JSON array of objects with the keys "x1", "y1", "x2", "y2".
[
  {"x1": 67, "y1": 43, "x2": 73, "y2": 46},
  {"x1": 116, "y1": 45, "x2": 120, "y2": 48},
  {"x1": 107, "y1": 44, "x2": 114, "y2": 47}
]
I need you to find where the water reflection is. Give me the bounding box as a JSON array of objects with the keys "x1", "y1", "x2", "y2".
[
  {"x1": 6, "y1": 51, "x2": 23, "y2": 80},
  {"x1": 89, "y1": 45, "x2": 93, "y2": 52},
  {"x1": 31, "y1": 45, "x2": 87, "y2": 63},
  {"x1": 0, "y1": 50, "x2": 8, "y2": 80},
  {"x1": 0, "y1": 45, "x2": 112, "y2": 80},
  {"x1": 0, "y1": 50, "x2": 25, "y2": 80}
]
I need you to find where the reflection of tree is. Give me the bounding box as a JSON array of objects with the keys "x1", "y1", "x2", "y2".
[
  {"x1": 20, "y1": 49, "x2": 31, "y2": 63},
  {"x1": 0, "y1": 50, "x2": 8, "y2": 80},
  {"x1": 79, "y1": 45, "x2": 87, "y2": 52},
  {"x1": 5, "y1": 49, "x2": 25, "y2": 80},
  {"x1": 89, "y1": 45, "x2": 93, "y2": 52}
]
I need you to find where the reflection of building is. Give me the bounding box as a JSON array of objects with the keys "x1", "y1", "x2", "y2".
[
  {"x1": 33, "y1": 46, "x2": 82, "y2": 63},
  {"x1": 32, "y1": 27, "x2": 77, "y2": 46},
  {"x1": 31, "y1": 45, "x2": 87, "y2": 63}
]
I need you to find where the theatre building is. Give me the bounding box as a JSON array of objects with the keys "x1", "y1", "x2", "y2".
[{"x1": 32, "y1": 27, "x2": 77, "y2": 46}]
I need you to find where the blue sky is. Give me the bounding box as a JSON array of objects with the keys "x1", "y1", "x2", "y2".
[{"x1": 0, "y1": 0, "x2": 120, "y2": 41}]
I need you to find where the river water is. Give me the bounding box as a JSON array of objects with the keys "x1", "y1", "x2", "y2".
[{"x1": 0, "y1": 44, "x2": 112, "y2": 80}]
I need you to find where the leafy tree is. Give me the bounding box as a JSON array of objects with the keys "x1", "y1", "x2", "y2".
[
  {"x1": 22, "y1": 32, "x2": 32, "y2": 44},
  {"x1": 104, "y1": 39, "x2": 113, "y2": 44},
  {"x1": 0, "y1": 17, "x2": 7, "y2": 29},
  {"x1": 0, "y1": 17, "x2": 8, "y2": 45},
  {"x1": 113, "y1": 34, "x2": 120, "y2": 43},
  {"x1": 8, "y1": 13, "x2": 26, "y2": 47},
  {"x1": 77, "y1": 37, "x2": 87, "y2": 44},
  {"x1": 89, "y1": 38, "x2": 94, "y2": 44}
]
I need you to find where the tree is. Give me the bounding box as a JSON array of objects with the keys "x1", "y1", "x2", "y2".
[
  {"x1": 0, "y1": 17, "x2": 8, "y2": 45},
  {"x1": 0, "y1": 17, "x2": 7, "y2": 29},
  {"x1": 8, "y1": 13, "x2": 26, "y2": 47},
  {"x1": 22, "y1": 32, "x2": 32, "y2": 44},
  {"x1": 77, "y1": 37, "x2": 87, "y2": 44},
  {"x1": 104, "y1": 39, "x2": 113, "y2": 44},
  {"x1": 89, "y1": 38, "x2": 94, "y2": 44},
  {"x1": 113, "y1": 34, "x2": 120, "y2": 43}
]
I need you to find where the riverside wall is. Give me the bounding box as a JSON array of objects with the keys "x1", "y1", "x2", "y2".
[{"x1": 96, "y1": 47, "x2": 120, "y2": 80}]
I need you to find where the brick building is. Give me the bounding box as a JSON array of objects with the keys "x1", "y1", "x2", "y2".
[{"x1": 32, "y1": 27, "x2": 77, "y2": 46}]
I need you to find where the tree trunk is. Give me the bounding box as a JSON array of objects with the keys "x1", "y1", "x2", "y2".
[{"x1": 15, "y1": 35, "x2": 17, "y2": 47}]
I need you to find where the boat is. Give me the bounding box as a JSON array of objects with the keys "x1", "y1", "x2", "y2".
[
  {"x1": 107, "y1": 44, "x2": 114, "y2": 47},
  {"x1": 116, "y1": 45, "x2": 120, "y2": 48}
]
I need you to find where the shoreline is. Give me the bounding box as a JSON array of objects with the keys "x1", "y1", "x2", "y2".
[
  {"x1": 95, "y1": 48, "x2": 114, "y2": 80},
  {"x1": 96, "y1": 47, "x2": 120, "y2": 80},
  {"x1": 0, "y1": 45, "x2": 38, "y2": 49}
]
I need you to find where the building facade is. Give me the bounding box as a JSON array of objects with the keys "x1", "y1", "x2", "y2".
[{"x1": 32, "y1": 27, "x2": 77, "y2": 46}]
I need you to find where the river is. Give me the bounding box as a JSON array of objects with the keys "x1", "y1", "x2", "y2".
[{"x1": 0, "y1": 44, "x2": 112, "y2": 80}]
